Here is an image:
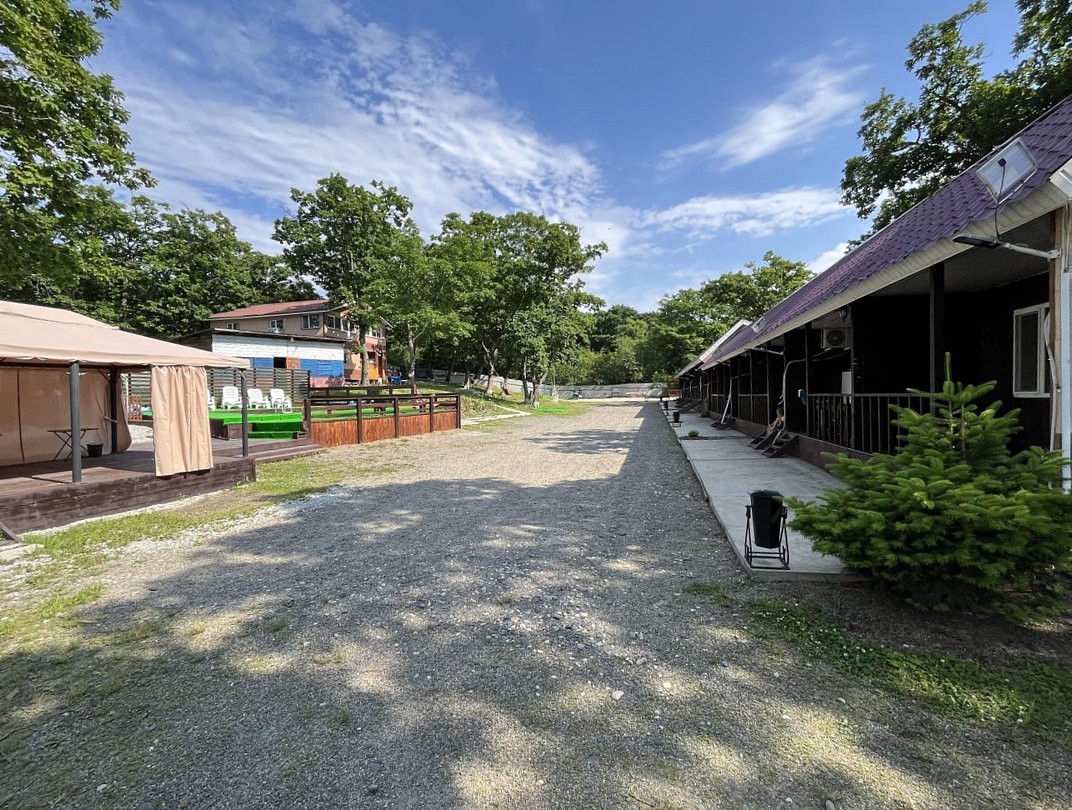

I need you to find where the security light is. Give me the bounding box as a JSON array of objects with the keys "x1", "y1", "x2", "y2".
[{"x1": 953, "y1": 233, "x2": 1060, "y2": 261}]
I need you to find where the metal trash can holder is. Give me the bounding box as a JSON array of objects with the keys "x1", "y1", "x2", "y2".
[{"x1": 744, "y1": 489, "x2": 789, "y2": 569}]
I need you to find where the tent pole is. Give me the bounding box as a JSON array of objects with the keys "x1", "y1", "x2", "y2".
[
  {"x1": 109, "y1": 368, "x2": 119, "y2": 453},
  {"x1": 240, "y1": 369, "x2": 250, "y2": 458},
  {"x1": 70, "y1": 361, "x2": 82, "y2": 483}
]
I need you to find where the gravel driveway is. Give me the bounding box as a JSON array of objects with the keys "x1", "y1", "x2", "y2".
[{"x1": 3, "y1": 402, "x2": 1068, "y2": 808}]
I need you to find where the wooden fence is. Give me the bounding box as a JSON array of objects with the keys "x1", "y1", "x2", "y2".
[{"x1": 306, "y1": 392, "x2": 462, "y2": 447}]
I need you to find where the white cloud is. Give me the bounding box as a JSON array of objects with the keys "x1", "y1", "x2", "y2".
[
  {"x1": 808, "y1": 241, "x2": 851, "y2": 273},
  {"x1": 106, "y1": 1, "x2": 602, "y2": 244},
  {"x1": 640, "y1": 187, "x2": 850, "y2": 239},
  {"x1": 662, "y1": 56, "x2": 865, "y2": 170}
]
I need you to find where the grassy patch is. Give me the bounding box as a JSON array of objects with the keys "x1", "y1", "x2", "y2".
[
  {"x1": 1, "y1": 455, "x2": 402, "y2": 649},
  {"x1": 682, "y1": 582, "x2": 734, "y2": 607},
  {"x1": 745, "y1": 600, "x2": 1072, "y2": 747},
  {"x1": 23, "y1": 455, "x2": 398, "y2": 566}
]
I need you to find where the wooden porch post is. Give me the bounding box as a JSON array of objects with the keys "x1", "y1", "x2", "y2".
[
  {"x1": 70, "y1": 361, "x2": 82, "y2": 483},
  {"x1": 240, "y1": 370, "x2": 250, "y2": 458},
  {"x1": 929, "y1": 262, "x2": 946, "y2": 394},
  {"x1": 109, "y1": 368, "x2": 119, "y2": 453},
  {"x1": 804, "y1": 325, "x2": 813, "y2": 437}
]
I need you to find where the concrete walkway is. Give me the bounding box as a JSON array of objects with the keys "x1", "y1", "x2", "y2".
[{"x1": 663, "y1": 405, "x2": 854, "y2": 580}]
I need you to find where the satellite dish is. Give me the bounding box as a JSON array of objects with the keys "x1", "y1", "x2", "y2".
[{"x1": 976, "y1": 138, "x2": 1036, "y2": 202}]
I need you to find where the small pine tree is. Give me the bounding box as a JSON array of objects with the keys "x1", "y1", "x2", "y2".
[{"x1": 790, "y1": 357, "x2": 1072, "y2": 622}]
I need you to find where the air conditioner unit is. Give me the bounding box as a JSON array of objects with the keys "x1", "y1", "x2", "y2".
[{"x1": 821, "y1": 327, "x2": 851, "y2": 349}]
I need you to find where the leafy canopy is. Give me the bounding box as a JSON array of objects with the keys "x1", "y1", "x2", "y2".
[
  {"x1": 1, "y1": 0, "x2": 152, "y2": 283},
  {"x1": 842, "y1": 0, "x2": 1072, "y2": 231}
]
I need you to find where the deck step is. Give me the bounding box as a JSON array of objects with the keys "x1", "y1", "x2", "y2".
[{"x1": 762, "y1": 432, "x2": 798, "y2": 457}]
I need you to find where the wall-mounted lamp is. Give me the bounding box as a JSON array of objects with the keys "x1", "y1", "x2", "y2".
[{"x1": 952, "y1": 233, "x2": 1060, "y2": 261}]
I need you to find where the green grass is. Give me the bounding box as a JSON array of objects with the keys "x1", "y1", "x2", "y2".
[
  {"x1": 743, "y1": 600, "x2": 1072, "y2": 747},
  {"x1": 12, "y1": 455, "x2": 400, "y2": 592},
  {"x1": 682, "y1": 582, "x2": 733, "y2": 607}
]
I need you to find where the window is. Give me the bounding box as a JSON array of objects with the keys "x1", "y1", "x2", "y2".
[
  {"x1": 269, "y1": 319, "x2": 284, "y2": 331},
  {"x1": 325, "y1": 315, "x2": 343, "y2": 330},
  {"x1": 301, "y1": 314, "x2": 321, "y2": 330},
  {"x1": 1013, "y1": 304, "x2": 1048, "y2": 397},
  {"x1": 225, "y1": 322, "x2": 239, "y2": 330}
]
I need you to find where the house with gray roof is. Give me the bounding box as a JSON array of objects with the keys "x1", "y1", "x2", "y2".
[{"x1": 678, "y1": 93, "x2": 1072, "y2": 470}]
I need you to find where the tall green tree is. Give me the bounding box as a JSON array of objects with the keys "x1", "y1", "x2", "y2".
[
  {"x1": 842, "y1": 1, "x2": 1072, "y2": 231},
  {"x1": 0, "y1": 190, "x2": 311, "y2": 337},
  {"x1": 274, "y1": 176, "x2": 415, "y2": 383},
  {"x1": 1, "y1": 0, "x2": 152, "y2": 284},
  {"x1": 373, "y1": 232, "x2": 475, "y2": 393},
  {"x1": 634, "y1": 252, "x2": 811, "y2": 380}
]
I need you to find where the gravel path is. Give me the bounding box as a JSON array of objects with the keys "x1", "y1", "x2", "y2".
[{"x1": 3, "y1": 402, "x2": 1068, "y2": 809}]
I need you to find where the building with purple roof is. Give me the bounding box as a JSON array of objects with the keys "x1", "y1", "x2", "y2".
[{"x1": 678, "y1": 93, "x2": 1072, "y2": 471}]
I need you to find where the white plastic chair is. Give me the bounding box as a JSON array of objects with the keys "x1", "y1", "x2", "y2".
[
  {"x1": 207, "y1": 389, "x2": 217, "y2": 410},
  {"x1": 269, "y1": 388, "x2": 293, "y2": 412},
  {"x1": 221, "y1": 385, "x2": 242, "y2": 409},
  {"x1": 246, "y1": 388, "x2": 269, "y2": 409}
]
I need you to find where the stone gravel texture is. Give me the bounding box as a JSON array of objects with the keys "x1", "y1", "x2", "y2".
[{"x1": 3, "y1": 402, "x2": 1070, "y2": 809}]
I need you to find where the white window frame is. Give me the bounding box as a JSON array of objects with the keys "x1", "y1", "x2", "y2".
[
  {"x1": 1012, "y1": 303, "x2": 1048, "y2": 398},
  {"x1": 225, "y1": 322, "x2": 239, "y2": 330},
  {"x1": 301, "y1": 314, "x2": 321, "y2": 330},
  {"x1": 269, "y1": 318, "x2": 284, "y2": 331}
]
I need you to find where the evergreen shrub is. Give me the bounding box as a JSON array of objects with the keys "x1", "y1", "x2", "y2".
[{"x1": 789, "y1": 362, "x2": 1072, "y2": 621}]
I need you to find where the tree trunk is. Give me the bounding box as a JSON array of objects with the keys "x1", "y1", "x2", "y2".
[
  {"x1": 521, "y1": 358, "x2": 531, "y2": 405},
  {"x1": 358, "y1": 322, "x2": 370, "y2": 385},
  {"x1": 482, "y1": 343, "x2": 497, "y2": 394},
  {"x1": 532, "y1": 372, "x2": 547, "y2": 407},
  {"x1": 408, "y1": 330, "x2": 418, "y2": 394}
]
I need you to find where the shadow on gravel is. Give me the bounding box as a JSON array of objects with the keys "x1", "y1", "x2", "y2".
[
  {"x1": 1, "y1": 403, "x2": 1068, "y2": 809},
  {"x1": 523, "y1": 427, "x2": 637, "y2": 455}
]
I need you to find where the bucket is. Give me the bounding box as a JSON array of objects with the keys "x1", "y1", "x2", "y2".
[{"x1": 86, "y1": 443, "x2": 104, "y2": 458}]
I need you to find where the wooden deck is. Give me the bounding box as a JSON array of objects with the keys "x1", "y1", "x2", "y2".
[{"x1": 0, "y1": 451, "x2": 256, "y2": 535}]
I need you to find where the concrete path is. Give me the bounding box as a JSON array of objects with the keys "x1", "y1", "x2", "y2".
[{"x1": 664, "y1": 406, "x2": 851, "y2": 580}]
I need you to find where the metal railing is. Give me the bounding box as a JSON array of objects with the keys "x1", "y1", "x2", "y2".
[
  {"x1": 736, "y1": 393, "x2": 770, "y2": 425},
  {"x1": 808, "y1": 392, "x2": 929, "y2": 455}
]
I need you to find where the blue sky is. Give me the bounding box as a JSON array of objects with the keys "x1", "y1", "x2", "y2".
[{"x1": 95, "y1": 0, "x2": 1023, "y2": 310}]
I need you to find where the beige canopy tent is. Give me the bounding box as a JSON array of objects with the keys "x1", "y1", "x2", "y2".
[{"x1": 0, "y1": 301, "x2": 248, "y2": 480}]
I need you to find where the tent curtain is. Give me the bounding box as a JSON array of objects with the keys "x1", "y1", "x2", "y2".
[
  {"x1": 151, "y1": 366, "x2": 213, "y2": 476},
  {"x1": 0, "y1": 368, "x2": 131, "y2": 467}
]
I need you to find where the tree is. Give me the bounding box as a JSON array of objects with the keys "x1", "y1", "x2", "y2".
[
  {"x1": 1, "y1": 0, "x2": 152, "y2": 284},
  {"x1": 632, "y1": 252, "x2": 812, "y2": 380},
  {"x1": 274, "y1": 176, "x2": 415, "y2": 383},
  {"x1": 373, "y1": 232, "x2": 475, "y2": 393},
  {"x1": 700, "y1": 251, "x2": 812, "y2": 323},
  {"x1": 590, "y1": 304, "x2": 641, "y2": 354},
  {"x1": 842, "y1": 1, "x2": 1072, "y2": 231},
  {"x1": 789, "y1": 359, "x2": 1072, "y2": 622},
  {"x1": 0, "y1": 190, "x2": 312, "y2": 337}
]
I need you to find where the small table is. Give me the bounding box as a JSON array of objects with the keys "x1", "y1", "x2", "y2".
[{"x1": 48, "y1": 427, "x2": 99, "y2": 461}]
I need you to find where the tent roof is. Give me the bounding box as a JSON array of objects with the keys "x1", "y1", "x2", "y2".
[{"x1": 0, "y1": 301, "x2": 248, "y2": 369}]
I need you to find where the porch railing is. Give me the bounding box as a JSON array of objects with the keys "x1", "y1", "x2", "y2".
[
  {"x1": 808, "y1": 393, "x2": 930, "y2": 455},
  {"x1": 736, "y1": 393, "x2": 769, "y2": 425}
]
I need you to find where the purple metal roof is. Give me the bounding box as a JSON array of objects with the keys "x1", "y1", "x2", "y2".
[{"x1": 706, "y1": 93, "x2": 1072, "y2": 365}]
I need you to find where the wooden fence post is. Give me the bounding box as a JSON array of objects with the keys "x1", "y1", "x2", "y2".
[
  {"x1": 429, "y1": 395, "x2": 435, "y2": 433},
  {"x1": 393, "y1": 396, "x2": 401, "y2": 438},
  {"x1": 357, "y1": 395, "x2": 364, "y2": 443}
]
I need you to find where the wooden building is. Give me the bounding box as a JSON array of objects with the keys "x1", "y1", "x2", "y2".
[
  {"x1": 678, "y1": 94, "x2": 1072, "y2": 471},
  {"x1": 208, "y1": 300, "x2": 388, "y2": 382}
]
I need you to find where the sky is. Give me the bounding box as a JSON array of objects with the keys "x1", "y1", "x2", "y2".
[{"x1": 93, "y1": 0, "x2": 1024, "y2": 310}]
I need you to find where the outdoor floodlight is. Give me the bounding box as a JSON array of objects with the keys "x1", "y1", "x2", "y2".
[{"x1": 953, "y1": 233, "x2": 1060, "y2": 261}]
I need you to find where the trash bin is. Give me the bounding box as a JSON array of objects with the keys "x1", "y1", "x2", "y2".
[
  {"x1": 749, "y1": 489, "x2": 784, "y2": 549},
  {"x1": 86, "y1": 443, "x2": 104, "y2": 458}
]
